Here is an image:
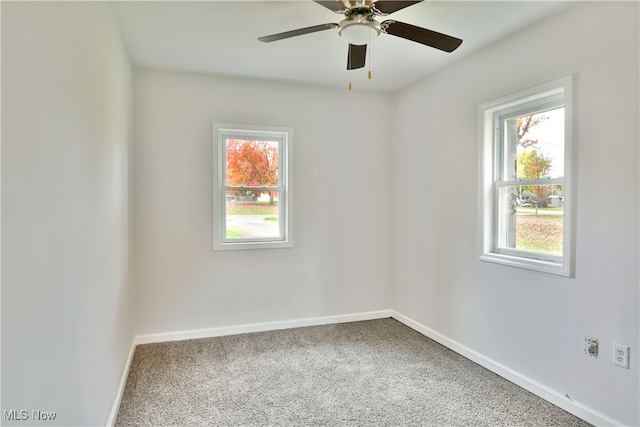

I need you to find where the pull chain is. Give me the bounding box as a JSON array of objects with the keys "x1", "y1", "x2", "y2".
[
  {"x1": 367, "y1": 30, "x2": 372, "y2": 80},
  {"x1": 348, "y1": 57, "x2": 353, "y2": 90},
  {"x1": 368, "y1": 45, "x2": 372, "y2": 80}
]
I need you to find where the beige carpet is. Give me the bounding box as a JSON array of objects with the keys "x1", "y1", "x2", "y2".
[{"x1": 115, "y1": 318, "x2": 590, "y2": 426}]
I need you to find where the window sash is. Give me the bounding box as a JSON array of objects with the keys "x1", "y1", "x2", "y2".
[
  {"x1": 493, "y1": 101, "x2": 566, "y2": 263},
  {"x1": 221, "y1": 187, "x2": 286, "y2": 243},
  {"x1": 495, "y1": 100, "x2": 564, "y2": 183},
  {"x1": 223, "y1": 139, "x2": 283, "y2": 187},
  {"x1": 495, "y1": 178, "x2": 564, "y2": 187},
  {"x1": 213, "y1": 123, "x2": 293, "y2": 251},
  {"x1": 478, "y1": 76, "x2": 574, "y2": 276},
  {"x1": 493, "y1": 181, "x2": 564, "y2": 263}
]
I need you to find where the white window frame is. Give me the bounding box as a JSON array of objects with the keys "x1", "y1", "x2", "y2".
[
  {"x1": 212, "y1": 123, "x2": 293, "y2": 251},
  {"x1": 478, "y1": 76, "x2": 574, "y2": 276}
]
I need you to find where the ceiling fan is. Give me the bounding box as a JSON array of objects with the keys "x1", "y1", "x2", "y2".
[{"x1": 258, "y1": 0, "x2": 462, "y2": 74}]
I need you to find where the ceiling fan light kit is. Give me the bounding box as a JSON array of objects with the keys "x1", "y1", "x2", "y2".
[
  {"x1": 258, "y1": 0, "x2": 462, "y2": 89},
  {"x1": 338, "y1": 16, "x2": 381, "y2": 45}
]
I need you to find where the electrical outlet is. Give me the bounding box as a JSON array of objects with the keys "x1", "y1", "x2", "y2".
[
  {"x1": 584, "y1": 337, "x2": 598, "y2": 358},
  {"x1": 614, "y1": 344, "x2": 630, "y2": 369}
]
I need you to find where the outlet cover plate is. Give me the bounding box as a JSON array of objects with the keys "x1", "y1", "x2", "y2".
[{"x1": 614, "y1": 344, "x2": 630, "y2": 369}]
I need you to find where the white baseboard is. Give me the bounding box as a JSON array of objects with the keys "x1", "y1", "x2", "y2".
[
  {"x1": 134, "y1": 310, "x2": 392, "y2": 345},
  {"x1": 110, "y1": 309, "x2": 622, "y2": 427},
  {"x1": 390, "y1": 310, "x2": 624, "y2": 427},
  {"x1": 107, "y1": 339, "x2": 136, "y2": 427},
  {"x1": 135, "y1": 309, "x2": 393, "y2": 345},
  {"x1": 108, "y1": 310, "x2": 391, "y2": 425}
]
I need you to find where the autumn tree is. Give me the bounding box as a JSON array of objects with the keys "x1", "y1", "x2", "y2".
[
  {"x1": 517, "y1": 148, "x2": 552, "y2": 181},
  {"x1": 226, "y1": 139, "x2": 279, "y2": 204},
  {"x1": 517, "y1": 148, "x2": 553, "y2": 213}
]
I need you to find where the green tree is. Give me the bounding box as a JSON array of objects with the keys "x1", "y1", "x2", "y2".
[
  {"x1": 517, "y1": 148, "x2": 552, "y2": 180},
  {"x1": 517, "y1": 147, "x2": 553, "y2": 214}
]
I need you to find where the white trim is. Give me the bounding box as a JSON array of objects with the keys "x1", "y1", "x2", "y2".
[
  {"x1": 109, "y1": 310, "x2": 390, "y2": 423},
  {"x1": 212, "y1": 123, "x2": 293, "y2": 251},
  {"x1": 107, "y1": 340, "x2": 136, "y2": 426},
  {"x1": 110, "y1": 310, "x2": 623, "y2": 426},
  {"x1": 478, "y1": 76, "x2": 574, "y2": 277},
  {"x1": 390, "y1": 311, "x2": 625, "y2": 427},
  {"x1": 135, "y1": 310, "x2": 393, "y2": 345}
]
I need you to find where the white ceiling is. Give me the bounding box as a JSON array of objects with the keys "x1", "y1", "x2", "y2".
[{"x1": 112, "y1": 1, "x2": 574, "y2": 92}]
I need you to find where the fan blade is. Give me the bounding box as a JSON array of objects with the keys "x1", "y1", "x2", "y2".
[
  {"x1": 372, "y1": 1, "x2": 423, "y2": 15},
  {"x1": 382, "y1": 20, "x2": 462, "y2": 52},
  {"x1": 347, "y1": 44, "x2": 367, "y2": 70},
  {"x1": 313, "y1": 1, "x2": 349, "y2": 13},
  {"x1": 258, "y1": 23, "x2": 338, "y2": 42}
]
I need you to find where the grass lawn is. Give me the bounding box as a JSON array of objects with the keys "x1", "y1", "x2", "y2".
[
  {"x1": 226, "y1": 229, "x2": 245, "y2": 238},
  {"x1": 515, "y1": 210, "x2": 563, "y2": 254},
  {"x1": 517, "y1": 206, "x2": 564, "y2": 215},
  {"x1": 226, "y1": 201, "x2": 278, "y2": 215}
]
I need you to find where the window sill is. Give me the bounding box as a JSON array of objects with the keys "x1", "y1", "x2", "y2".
[
  {"x1": 479, "y1": 252, "x2": 570, "y2": 277},
  {"x1": 213, "y1": 239, "x2": 293, "y2": 251}
]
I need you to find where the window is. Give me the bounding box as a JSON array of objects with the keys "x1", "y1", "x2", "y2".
[
  {"x1": 213, "y1": 123, "x2": 292, "y2": 250},
  {"x1": 479, "y1": 76, "x2": 574, "y2": 276}
]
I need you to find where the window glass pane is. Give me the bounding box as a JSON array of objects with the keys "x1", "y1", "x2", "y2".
[
  {"x1": 225, "y1": 139, "x2": 279, "y2": 187},
  {"x1": 498, "y1": 185, "x2": 564, "y2": 256},
  {"x1": 504, "y1": 107, "x2": 564, "y2": 180},
  {"x1": 225, "y1": 191, "x2": 281, "y2": 239}
]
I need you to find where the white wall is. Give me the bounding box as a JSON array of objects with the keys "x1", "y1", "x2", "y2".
[
  {"x1": 392, "y1": 2, "x2": 639, "y2": 425},
  {"x1": 133, "y1": 69, "x2": 392, "y2": 335},
  {"x1": 3, "y1": 2, "x2": 636, "y2": 425},
  {"x1": 1, "y1": 2, "x2": 133, "y2": 425}
]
